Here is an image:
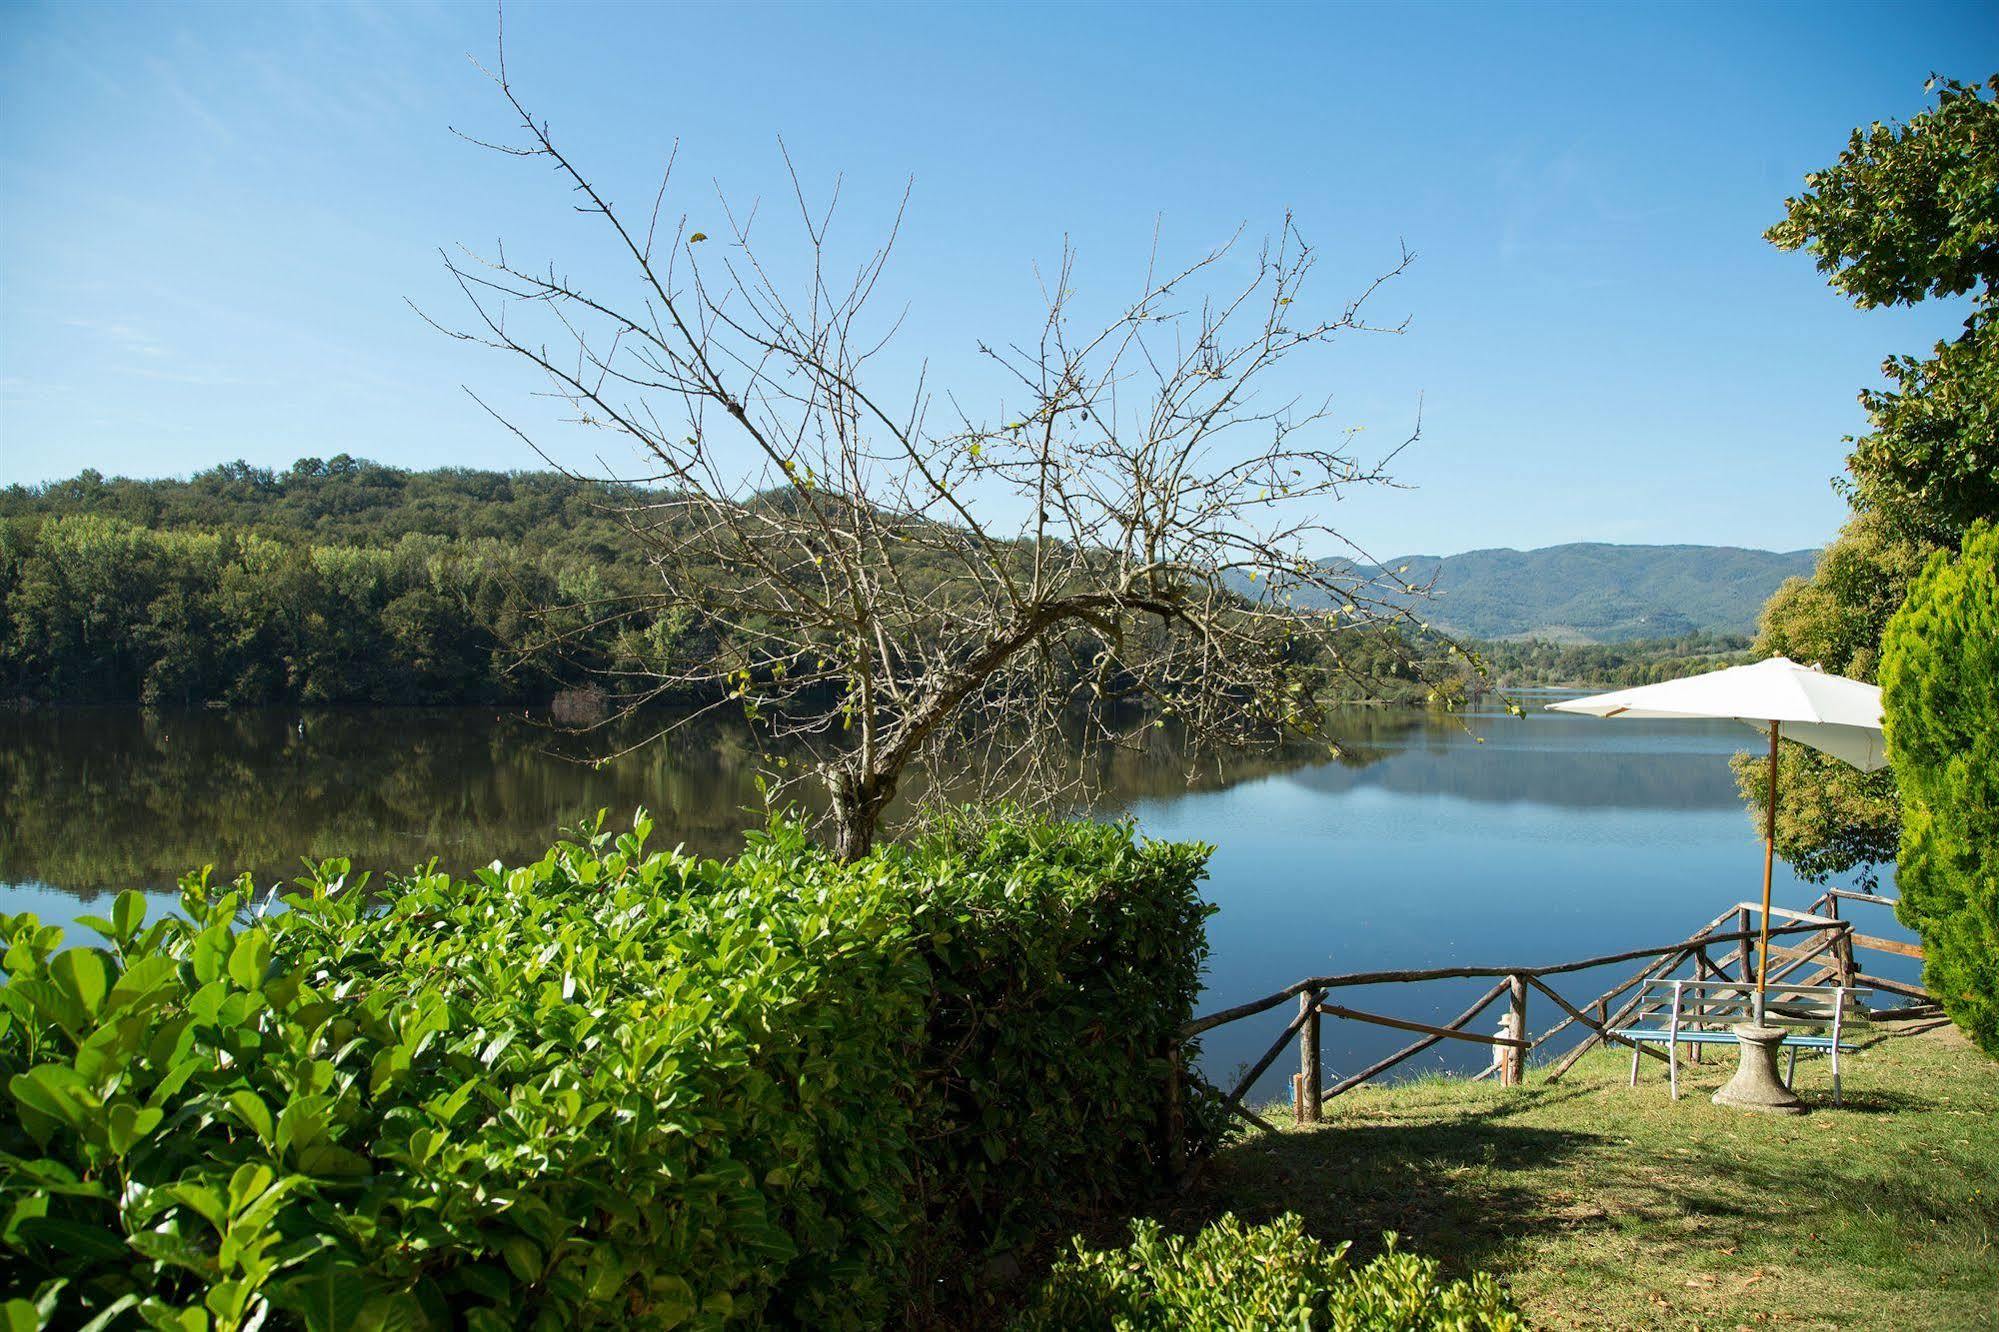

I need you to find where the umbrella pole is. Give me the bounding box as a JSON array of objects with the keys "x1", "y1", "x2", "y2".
[{"x1": 1756, "y1": 721, "x2": 1779, "y2": 1024}]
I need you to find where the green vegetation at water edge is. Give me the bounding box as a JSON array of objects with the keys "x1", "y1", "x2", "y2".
[
  {"x1": 1471, "y1": 632, "x2": 1752, "y2": 689},
  {"x1": 0, "y1": 513, "x2": 631, "y2": 707},
  {"x1": 0, "y1": 814, "x2": 1216, "y2": 1328},
  {"x1": 0, "y1": 458, "x2": 666, "y2": 704}
]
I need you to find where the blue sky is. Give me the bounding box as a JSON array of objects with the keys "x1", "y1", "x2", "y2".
[{"x1": 1, "y1": 0, "x2": 1993, "y2": 557}]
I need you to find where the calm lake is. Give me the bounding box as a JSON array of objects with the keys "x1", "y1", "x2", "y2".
[{"x1": 0, "y1": 702, "x2": 1921, "y2": 1104}]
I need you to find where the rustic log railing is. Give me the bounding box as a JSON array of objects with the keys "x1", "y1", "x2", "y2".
[{"x1": 1172, "y1": 889, "x2": 1929, "y2": 1143}]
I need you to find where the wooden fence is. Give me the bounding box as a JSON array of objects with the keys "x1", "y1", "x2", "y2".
[{"x1": 1170, "y1": 887, "x2": 1931, "y2": 1143}]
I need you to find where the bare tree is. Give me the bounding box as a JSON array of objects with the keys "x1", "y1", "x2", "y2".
[{"x1": 429, "y1": 45, "x2": 1459, "y2": 860}]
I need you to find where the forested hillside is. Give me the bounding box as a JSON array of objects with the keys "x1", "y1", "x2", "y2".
[
  {"x1": 1, "y1": 456, "x2": 644, "y2": 558},
  {"x1": 0, "y1": 458, "x2": 664, "y2": 706},
  {"x1": 3, "y1": 459, "x2": 1784, "y2": 708},
  {"x1": 0, "y1": 458, "x2": 1441, "y2": 708}
]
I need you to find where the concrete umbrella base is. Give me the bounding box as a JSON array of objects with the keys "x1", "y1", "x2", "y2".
[{"x1": 1712, "y1": 1024, "x2": 1808, "y2": 1114}]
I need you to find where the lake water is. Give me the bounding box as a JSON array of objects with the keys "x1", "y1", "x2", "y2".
[{"x1": 0, "y1": 703, "x2": 1920, "y2": 1104}]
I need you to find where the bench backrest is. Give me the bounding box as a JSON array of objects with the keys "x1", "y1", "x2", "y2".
[{"x1": 1631, "y1": 979, "x2": 1867, "y2": 1031}]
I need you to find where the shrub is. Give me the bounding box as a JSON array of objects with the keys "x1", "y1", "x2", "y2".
[
  {"x1": 1012, "y1": 1213, "x2": 1524, "y2": 1331},
  {"x1": 1, "y1": 816, "x2": 926, "y2": 1329},
  {"x1": 883, "y1": 816, "x2": 1216, "y2": 1288},
  {"x1": 0, "y1": 812, "x2": 1213, "y2": 1328},
  {"x1": 1881, "y1": 521, "x2": 1999, "y2": 1057}
]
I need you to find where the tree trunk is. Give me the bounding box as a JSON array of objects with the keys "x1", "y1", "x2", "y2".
[
  {"x1": 827, "y1": 765, "x2": 896, "y2": 862},
  {"x1": 818, "y1": 596, "x2": 1173, "y2": 861}
]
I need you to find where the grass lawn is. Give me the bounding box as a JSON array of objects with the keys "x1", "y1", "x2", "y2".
[{"x1": 1173, "y1": 1016, "x2": 1998, "y2": 1330}]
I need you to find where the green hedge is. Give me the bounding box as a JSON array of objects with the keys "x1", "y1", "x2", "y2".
[
  {"x1": 882, "y1": 817, "x2": 1216, "y2": 1288},
  {"x1": 1882, "y1": 522, "x2": 1999, "y2": 1058},
  {"x1": 1013, "y1": 1213, "x2": 1524, "y2": 1331},
  {"x1": 0, "y1": 813, "x2": 1213, "y2": 1328}
]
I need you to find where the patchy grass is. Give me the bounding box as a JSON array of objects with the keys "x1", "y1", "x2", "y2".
[{"x1": 1175, "y1": 1017, "x2": 1998, "y2": 1330}]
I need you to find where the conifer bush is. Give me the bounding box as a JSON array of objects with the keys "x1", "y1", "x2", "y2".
[
  {"x1": 1881, "y1": 522, "x2": 1999, "y2": 1057},
  {"x1": 0, "y1": 813, "x2": 1214, "y2": 1328}
]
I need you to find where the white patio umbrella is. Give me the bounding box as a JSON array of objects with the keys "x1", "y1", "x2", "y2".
[{"x1": 1546, "y1": 656, "x2": 1887, "y2": 1019}]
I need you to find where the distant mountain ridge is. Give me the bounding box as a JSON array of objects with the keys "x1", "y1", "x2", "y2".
[{"x1": 1276, "y1": 542, "x2": 1818, "y2": 644}]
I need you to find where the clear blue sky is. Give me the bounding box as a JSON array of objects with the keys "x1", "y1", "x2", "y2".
[{"x1": 2, "y1": 0, "x2": 1993, "y2": 557}]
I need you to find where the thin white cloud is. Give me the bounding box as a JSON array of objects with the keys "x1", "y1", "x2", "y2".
[
  {"x1": 62, "y1": 316, "x2": 170, "y2": 358},
  {"x1": 61, "y1": 316, "x2": 250, "y2": 387}
]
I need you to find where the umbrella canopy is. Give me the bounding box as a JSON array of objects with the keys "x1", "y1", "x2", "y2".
[
  {"x1": 1547, "y1": 656, "x2": 1886, "y2": 771},
  {"x1": 1545, "y1": 655, "x2": 1887, "y2": 1027}
]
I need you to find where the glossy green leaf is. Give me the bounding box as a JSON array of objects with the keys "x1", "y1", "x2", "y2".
[
  {"x1": 650, "y1": 1275, "x2": 697, "y2": 1328},
  {"x1": 226, "y1": 931, "x2": 270, "y2": 991},
  {"x1": 50, "y1": 948, "x2": 116, "y2": 1020},
  {"x1": 135, "y1": 1299, "x2": 209, "y2": 1332},
  {"x1": 17, "y1": 1216, "x2": 133, "y2": 1263},
  {"x1": 273, "y1": 1260, "x2": 367, "y2": 1332},
  {"x1": 112, "y1": 890, "x2": 148, "y2": 940},
  {"x1": 107, "y1": 1102, "x2": 165, "y2": 1154},
  {"x1": 226, "y1": 1091, "x2": 273, "y2": 1145},
  {"x1": 108, "y1": 954, "x2": 178, "y2": 1012},
  {"x1": 10, "y1": 1065, "x2": 90, "y2": 1131},
  {"x1": 78, "y1": 1294, "x2": 141, "y2": 1332}
]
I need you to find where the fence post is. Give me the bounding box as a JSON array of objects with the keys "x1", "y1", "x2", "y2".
[
  {"x1": 1825, "y1": 897, "x2": 1860, "y2": 995},
  {"x1": 1297, "y1": 990, "x2": 1322, "y2": 1124},
  {"x1": 1502, "y1": 974, "x2": 1528, "y2": 1086},
  {"x1": 1689, "y1": 951, "x2": 1710, "y2": 1063}
]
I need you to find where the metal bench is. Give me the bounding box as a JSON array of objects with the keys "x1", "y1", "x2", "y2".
[{"x1": 1612, "y1": 979, "x2": 1868, "y2": 1104}]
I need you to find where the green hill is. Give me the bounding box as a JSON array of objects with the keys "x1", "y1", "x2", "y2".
[
  {"x1": 1, "y1": 463, "x2": 1819, "y2": 706},
  {"x1": 1274, "y1": 543, "x2": 1817, "y2": 643},
  {"x1": 0, "y1": 458, "x2": 1433, "y2": 707}
]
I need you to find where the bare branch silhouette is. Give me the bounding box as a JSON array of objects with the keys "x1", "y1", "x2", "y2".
[{"x1": 431, "y1": 38, "x2": 1463, "y2": 858}]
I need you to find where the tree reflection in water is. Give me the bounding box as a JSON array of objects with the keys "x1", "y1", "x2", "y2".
[{"x1": 0, "y1": 707, "x2": 1408, "y2": 901}]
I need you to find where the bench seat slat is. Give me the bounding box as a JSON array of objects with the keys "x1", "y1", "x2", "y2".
[{"x1": 1612, "y1": 1027, "x2": 1847, "y2": 1050}]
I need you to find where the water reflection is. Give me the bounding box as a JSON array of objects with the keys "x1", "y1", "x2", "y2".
[
  {"x1": 0, "y1": 706, "x2": 1386, "y2": 900},
  {"x1": 1, "y1": 708, "x2": 771, "y2": 900},
  {"x1": 1276, "y1": 710, "x2": 1754, "y2": 811}
]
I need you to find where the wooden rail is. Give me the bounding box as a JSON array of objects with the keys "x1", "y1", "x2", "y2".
[
  {"x1": 1851, "y1": 933, "x2": 1923, "y2": 960},
  {"x1": 1185, "y1": 917, "x2": 1817, "y2": 1036},
  {"x1": 1805, "y1": 886, "x2": 1927, "y2": 1007},
  {"x1": 1172, "y1": 890, "x2": 1932, "y2": 1152},
  {"x1": 1318, "y1": 1000, "x2": 1531, "y2": 1048}
]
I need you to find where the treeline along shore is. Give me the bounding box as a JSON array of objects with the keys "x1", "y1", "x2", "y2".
[
  {"x1": 0, "y1": 457, "x2": 1734, "y2": 709},
  {"x1": 0, "y1": 458, "x2": 656, "y2": 707}
]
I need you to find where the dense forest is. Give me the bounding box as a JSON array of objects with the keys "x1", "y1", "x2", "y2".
[
  {"x1": 1475, "y1": 633, "x2": 1753, "y2": 688},
  {"x1": 0, "y1": 459, "x2": 650, "y2": 706},
  {"x1": 0, "y1": 458, "x2": 1448, "y2": 709}
]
